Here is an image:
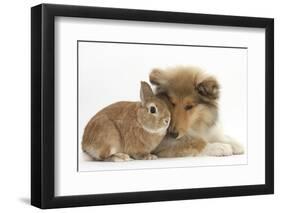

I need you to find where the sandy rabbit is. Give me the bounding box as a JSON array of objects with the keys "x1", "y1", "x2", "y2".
[{"x1": 82, "y1": 81, "x2": 171, "y2": 162}]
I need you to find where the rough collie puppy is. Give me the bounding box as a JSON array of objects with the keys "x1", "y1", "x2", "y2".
[{"x1": 149, "y1": 66, "x2": 244, "y2": 157}]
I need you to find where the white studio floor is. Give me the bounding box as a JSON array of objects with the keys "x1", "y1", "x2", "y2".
[{"x1": 78, "y1": 151, "x2": 247, "y2": 172}]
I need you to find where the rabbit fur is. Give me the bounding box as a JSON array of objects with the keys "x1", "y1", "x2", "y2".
[{"x1": 82, "y1": 81, "x2": 170, "y2": 162}]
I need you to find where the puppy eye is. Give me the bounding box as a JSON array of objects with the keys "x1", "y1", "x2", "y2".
[
  {"x1": 185, "y1": 105, "x2": 193, "y2": 110},
  {"x1": 169, "y1": 101, "x2": 176, "y2": 107},
  {"x1": 149, "y1": 106, "x2": 157, "y2": 114}
]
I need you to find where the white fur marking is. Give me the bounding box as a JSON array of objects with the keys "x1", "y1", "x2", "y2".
[
  {"x1": 201, "y1": 143, "x2": 233, "y2": 157},
  {"x1": 142, "y1": 126, "x2": 168, "y2": 135}
]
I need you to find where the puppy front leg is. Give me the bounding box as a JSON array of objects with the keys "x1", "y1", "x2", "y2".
[
  {"x1": 206, "y1": 123, "x2": 244, "y2": 155},
  {"x1": 209, "y1": 134, "x2": 244, "y2": 155},
  {"x1": 221, "y1": 136, "x2": 244, "y2": 155},
  {"x1": 154, "y1": 137, "x2": 207, "y2": 158},
  {"x1": 201, "y1": 143, "x2": 233, "y2": 157}
]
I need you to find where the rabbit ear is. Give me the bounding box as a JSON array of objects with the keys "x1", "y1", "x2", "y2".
[{"x1": 140, "y1": 81, "x2": 154, "y2": 105}]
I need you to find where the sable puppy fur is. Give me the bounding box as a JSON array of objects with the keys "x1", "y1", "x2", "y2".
[{"x1": 150, "y1": 66, "x2": 244, "y2": 157}]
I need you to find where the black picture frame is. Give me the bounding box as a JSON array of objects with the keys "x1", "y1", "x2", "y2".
[{"x1": 31, "y1": 3, "x2": 274, "y2": 209}]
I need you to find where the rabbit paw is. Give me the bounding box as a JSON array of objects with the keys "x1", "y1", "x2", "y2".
[
  {"x1": 107, "y1": 153, "x2": 133, "y2": 162},
  {"x1": 143, "y1": 154, "x2": 158, "y2": 160},
  {"x1": 132, "y1": 153, "x2": 158, "y2": 160}
]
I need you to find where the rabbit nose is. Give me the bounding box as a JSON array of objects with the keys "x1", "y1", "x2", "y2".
[{"x1": 163, "y1": 118, "x2": 170, "y2": 125}]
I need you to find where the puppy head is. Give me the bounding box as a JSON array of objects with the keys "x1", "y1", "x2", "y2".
[{"x1": 150, "y1": 66, "x2": 219, "y2": 139}]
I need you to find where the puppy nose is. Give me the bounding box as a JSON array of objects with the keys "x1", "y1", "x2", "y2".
[{"x1": 170, "y1": 132, "x2": 179, "y2": 138}]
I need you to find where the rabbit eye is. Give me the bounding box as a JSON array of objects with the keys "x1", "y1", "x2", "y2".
[{"x1": 149, "y1": 106, "x2": 157, "y2": 114}]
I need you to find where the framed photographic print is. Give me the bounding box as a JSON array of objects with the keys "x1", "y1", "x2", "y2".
[{"x1": 31, "y1": 3, "x2": 274, "y2": 209}]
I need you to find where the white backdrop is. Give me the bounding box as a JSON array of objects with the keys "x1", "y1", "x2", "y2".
[
  {"x1": 0, "y1": 0, "x2": 280, "y2": 212},
  {"x1": 78, "y1": 41, "x2": 248, "y2": 171}
]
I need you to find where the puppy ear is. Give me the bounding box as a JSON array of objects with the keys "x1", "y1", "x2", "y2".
[
  {"x1": 140, "y1": 81, "x2": 154, "y2": 105},
  {"x1": 149, "y1": 68, "x2": 167, "y2": 86},
  {"x1": 195, "y1": 77, "x2": 219, "y2": 100}
]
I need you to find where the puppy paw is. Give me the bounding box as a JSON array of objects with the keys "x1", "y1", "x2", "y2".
[
  {"x1": 203, "y1": 143, "x2": 233, "y2": 157},
  {"x1": 228, "y1": 141, "x2": 244, "y2": 155},
  {"x1": 222, "y1": 136, "x2": 245, "y2": 155}
]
